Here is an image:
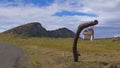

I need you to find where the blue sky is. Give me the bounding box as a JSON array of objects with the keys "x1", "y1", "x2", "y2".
[
  {"x1": 0, "y1": 0, "x2": 120, "y2": 38},
  {"x1": 53, "y1": 10, "x2": 98, "y2": 17}
]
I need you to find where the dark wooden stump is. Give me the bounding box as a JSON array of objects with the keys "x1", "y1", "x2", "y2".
[{"x1": 73, "y1": 20, "x2": 98, "y2": 62}]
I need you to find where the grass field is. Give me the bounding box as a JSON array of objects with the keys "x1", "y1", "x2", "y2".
[{"x1": 0, "y1": 34, "x2": 120, "y2": 68}]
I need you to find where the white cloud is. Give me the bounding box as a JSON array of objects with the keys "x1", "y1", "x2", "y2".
[
  {"x1": 0, "y1": 0, "x2": 120, "y2": 38},
  {"x1": 0, "y1": 0, "x2": 98, "y2": 32},
  {"x1": 114, "y1": 34, "x2": 120, "y2": 37}
]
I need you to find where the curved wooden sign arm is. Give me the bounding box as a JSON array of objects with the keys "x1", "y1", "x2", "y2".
[{"x1": 73, "y1": 20, "x2": 98, "y2": 62}]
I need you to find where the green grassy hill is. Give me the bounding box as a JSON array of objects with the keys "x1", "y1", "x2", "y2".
[{"x1": 0, "y1": 34, "x2": 120, "y2": 68}]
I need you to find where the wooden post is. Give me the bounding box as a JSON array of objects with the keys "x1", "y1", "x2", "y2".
[{"x1": 73, "y1": 20, "x2": 98, "y2": 62}]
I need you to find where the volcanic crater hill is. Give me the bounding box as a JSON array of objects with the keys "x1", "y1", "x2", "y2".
[
  {"x1": 2, "y1": 22, "x2": 75, "y2": 38},
  {"x1": 47, "y1": 28, "x2": 75, "y2": 38}
]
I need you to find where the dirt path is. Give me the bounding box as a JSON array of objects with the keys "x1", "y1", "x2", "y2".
[{"x1": 0, "y1": 42, "x2": 23, "y2": 68}]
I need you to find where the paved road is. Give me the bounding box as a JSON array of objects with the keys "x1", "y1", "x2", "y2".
[{"x1": 0, "y1": 42, "x2": 23, "y2": 68}]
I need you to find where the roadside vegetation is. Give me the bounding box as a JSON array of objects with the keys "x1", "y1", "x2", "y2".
[{"x1": 0, "y1": 34, "x2": 120, "y2": 68}]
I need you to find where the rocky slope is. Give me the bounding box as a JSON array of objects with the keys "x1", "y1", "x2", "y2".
[
  {"x1": 47, "y1": 28, "x2": 75, "y2": 38},
  {"x1": 2, "y1": 22, "x2": 75, "y2": 38}
]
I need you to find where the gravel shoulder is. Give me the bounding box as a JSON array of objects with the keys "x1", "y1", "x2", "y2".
[{"x1": 0, "y1": 42, "x2": 23, "y2": 68}]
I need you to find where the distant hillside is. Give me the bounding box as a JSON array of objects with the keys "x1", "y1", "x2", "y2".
[
  {"x1": 47, "y1": 28, "x2": 75, "y2": 38},
  {"x1": 2, "y1": 22, "x2": 75, "y2": 38}
]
